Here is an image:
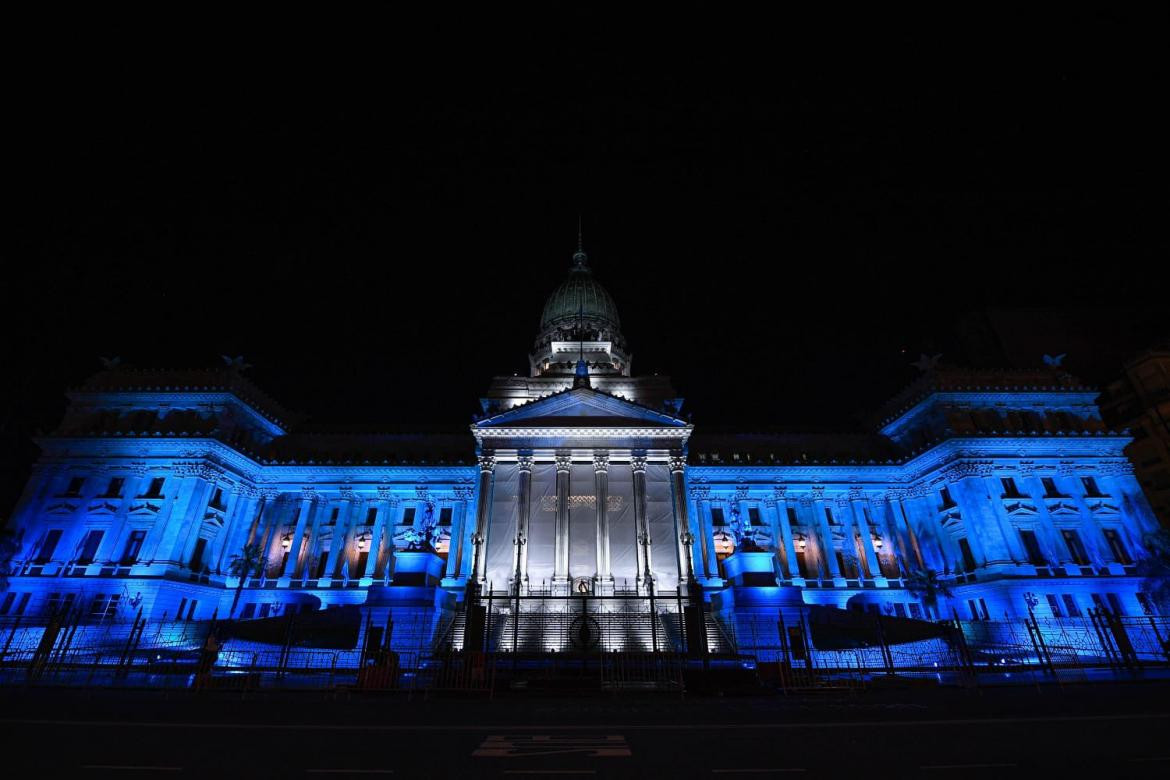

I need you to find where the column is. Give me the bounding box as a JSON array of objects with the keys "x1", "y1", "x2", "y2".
[
  {"x1": 280, "y1": 492, "x2": 315, "y2": 585},
  {"x1": 361, "y1": 497, "x2": 389, "y2": 585},
  {"x1": 691, "y1": 486, "x2": 715, "y2": 581},
  {"x1": 631, "y1": 452, "x2": 652, "y2": 593},
  {"x1": 668, "y1": 452, "x2": 694, "y2": 591},
  {"x1": 299, "y1": 499, "x2": 328, "y2": 582},
  {"x1": 143, "y1": 476, "x2": 197, "y2": 565},
  {"x1": 851, "y1": 497, "x2": 884, "y2": 585},
  {"x1": 981, "y1": 476, "x2": 1026, "y2": 565},
  {"x1": 446, "y1": 492, "x2": 469, "y2": 581},
  {"x1": 553, "y1": 451, "x2": 572, "y2": 592},
  {"x1": 593, "y1": 451, "x2": 612, "y2": 592},
  {"x1": 95, "y1": 474, "x2": 141, "y2": 566},
  {"x1": 332, "y1": 497, "x2": 363, "y2": 580},
  {"x1": 469, "y1": 453, "x2": 496, "y2": 586},
  {"x1": 773, "y1": 492, "x2": 800, "y2": 579},
  {"x1": 1058, "y1": 467, "x2": 1109, "y2": 567},
  {"x1": 208, "y1": 488, "x2": 244, "y2": 574},
  {"x1": 891, "y1": 492, "x2": 925, "y2": 570},
  {"x1": 811, "y1": 493, "x2": 842, "y2": 581},
  {"x1": 513, "y1": 453, "x2": 534, "y2": 593},
  {"x1": 1023, "y1": 475, "x2": 1070, "y2": 565}
]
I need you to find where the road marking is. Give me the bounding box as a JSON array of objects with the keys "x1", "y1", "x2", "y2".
[
  {"x1": 11, "y1": 712, "x2": 1168, "y2": 733},
  {"x1": 83, "y1": 766, "x2": 182, "y2": 772},
  {"x1": 475, "y1": 735, "x2": 631, "y2": 757},
  {"x1": 712, "y1": 769, "x2": 806, "y2": 774},
  {"x1": 502, "y1": 772, "x2": 597, "y2": 775},
  {"x1": 921, "y1": 764, "x2": 1016, "y2": 770}
]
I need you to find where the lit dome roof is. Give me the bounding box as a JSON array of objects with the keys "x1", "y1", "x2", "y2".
[{"x1": 539, "y1": 250, "x2": 621, "y2": 330}]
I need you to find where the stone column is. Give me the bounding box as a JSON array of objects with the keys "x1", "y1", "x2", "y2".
[
  {"x1": 280, "y1": 492, "x2": 315, "y2": 585},
  {"x1": 811, "y1": 491, "x2": 842, "y2": 581},
  {"x1": 299, "y1": 499, "x2": 328, "y2": 582},
  {"x1": 1057, "y1": 465, "x2": 1109, "y2": 567},
  {"x1": 358, "y1": 498, "x2": 386, "y2": 584},
  {"x1": 691, "y1": 485, "x2": 715, "y2": 581},
  {"x1": 593, "y1": 451, "x2": 612, "y2": 591},
  {"x1": 333, "y1": 496, "x2": 363, "y2": 580},
  {"x1": 553, "y1": 451, "x2": 572, "y2": 592},
  {"x1": 850, "y1": 495, "x2": 885, "y2": 585},
  {"x1": 513, "y1": 453, "x2": 534, "y2": 593},
  {"x1": 208, "y1": 487, "x2": 243, "y2": 574},
  {"x1": 631, "y1": 452, "x2": 652, "y2": 593},
  {"x1": 1022, "y1": 475, "x2": 1069, "y2": 565},
  {"x1": 890, "y1": 491, "x2": 925, "y2": 570},
  {"x1": 446, "y1": 489, "x2": 470, "y2": 581},
  {"x1": 773, "y1": 489, "x2": 800, "y2": 580},
  {"x1": 470, "y1": 454, "x2": 496, "y2": 586},
  {"x1": 668, "y1": 452, "x2": 694, "y2": 591},
  {"x1": 145, "y1": 476, "x2": 198, "y2": 565},
  {"x1": 95, "y1": 473, "x2": 141, "y2": 566}
]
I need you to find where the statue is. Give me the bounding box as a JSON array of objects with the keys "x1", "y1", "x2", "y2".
[{"x1": 728, "y1": 506, "x2": 764, "y2": 553}]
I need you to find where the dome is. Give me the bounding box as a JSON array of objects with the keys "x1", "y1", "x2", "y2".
[{"x1": 539, "y1": 251, "x2": 621, "y2": 330}]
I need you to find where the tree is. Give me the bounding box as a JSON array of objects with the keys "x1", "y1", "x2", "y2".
[
  {"x1": 227, "y1": 543, "x2": 267, "y2": 619},
  {"x1": 1135, "y1": 529, "x2": 1170, "y2": 613},
  {"x1": 905, "y1": 568, "x2": 954, "y2": 620}
]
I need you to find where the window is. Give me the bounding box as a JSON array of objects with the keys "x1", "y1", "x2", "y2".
[
  {"x1": 786, "y1": 506, "x2": 798, "y2": 526},
  {"x1": 968, "y1": 599, "x2": 981, "y2": 620},
  {"x1": 143, "y1": 477, "x2": 166, "y2": 498},
  {"x1": 35, "y1": 529, "x2": 63, "y2": 564},
  {"x1": 893, "y1": 603, "x2": 907, "y2": 618},
  {"x1": 45, "y1": 592, "x2": 76, "y2": 616},
  {"x1": 1103, "y1": 529, "x2": 1131, "y2": 565},
  {"x1": 1061, "y1": 529, "x2": 1089, "y2": 565},
  {"x1": 258, "y1": 603, "x2": 271, "y2": 618},
  {"x1": 189, "y1": 538, "x2": 208, "y2": 571},
  {"x1": 186, "y1": 600, "x2": 198, "y2": 620},
  {"x1": 1106, "y1": 593, "x2": 1125, "y2": 617},
  {"x1": 366, "y1": 507, "x2": 378, "y2": 524},
  {"x1": 177, "y1": 598, "x2": 187, "y2": 619},
  {"x1": 940, "y1": 486, "x2": 957, "y2": 509},
  {"x1": 825, "y1": 506, "x2": 836, "y2": 524},
  {"x1": 1081, "y1": 477, "x2": 1104, "y2": 497},
  {"x1": 978, "y1": 599, "x2": 990, "y2": 620},
  {"x1": 439, "y1": 507, "x2": 453, "y2": 526},
  {"x1": 908, "y1": 603, "x2": 923, "y2": 619},
  {"x1": 1001, "y1": 477, "x2": 1022, "y2": 498},
  {"x1": 748, "y1": 507, "x2": 761, "y2": 525},
  {"x1": 103, "y1": 477, "x2": 125, "y2": 498},
  {"x1": 1061, "y1": 594, "x2": 1081, "y2": 617},
  {"x1": 64, "y1": 477, "x2": 85, "y2": 497},
  {"x1": 402, "y1": 507, "x2": 416, "y2": 525},
  {"x1": 957, "y1": 538, "x2": 977, "y2": 572},
  {"x1": 0, "y1": 593, "x2": 15, "y2": 615},
  {"x1": 711, "y1": 507, "x2": 726, "y2": 527},
  {"x1": 13, "y1": 593, "x2": 30, "y2": 616},
  {"x1": 1041, "y1": 478, "x2": 1064, "y2": 498},
  {"x1": 1045, "y1": 594, "x2": 1063, "y2": 618},
  {"x1": 1019, "y1": 530, "x2": 1046, "y2": 565},
  {"x1": 1090, "y1": 593, "x2": 1107, "y2": 613},
  {"x1": 315, "y1": 552, "x2": 329, "y2": 579},
  {"x1": 241, "y1": 603, "x2": 257, "y2": 619},
  {"x1": 1137, "y1": 592, "x2": 1154, "y2": 616},
  {"x1": 89, "y1": 593, "x2": 120, "y2": 619},
  {"x1": 76, "y1": 529, "x2": 104, "y2": 565},
  {"x1": 121, "y1": 530, "x2": 146, "y2": 565}
]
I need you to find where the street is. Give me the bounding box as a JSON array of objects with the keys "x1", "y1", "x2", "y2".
[{"x1": 2, "y1": 683, "x2": 1168, "y2": 777}]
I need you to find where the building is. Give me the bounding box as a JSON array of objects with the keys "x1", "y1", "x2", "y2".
[
  {"x1": 1098, "y1": 348, "x2": 1170, "y2": 528},
  {"x1": 1, "y1": 242, "x2": 1163, "y2": 663}
]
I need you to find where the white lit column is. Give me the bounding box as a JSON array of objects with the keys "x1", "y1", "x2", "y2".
[
  {"x1": 593, "y1": 451, "x2": 612, "y2": 592},
  {"x1": 469, "y1": 454, "x2": 496, "y2": 587},
  {"x1": 631, "y1": 452, "x2": 653, "y2": 593},
  {"x1": 668, "y1": 453, "x2": 694, "y2": 591},
  {"x1": 553, "y1": 452, "x2": 572, "y2": 592},
  {"x1": 513, "y1": 453, "x2": 534, "y2": 593}
]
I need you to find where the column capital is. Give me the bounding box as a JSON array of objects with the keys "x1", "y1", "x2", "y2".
[
  {"x1": 517, "y1": 453, "x2": 535, "y2": 473},
  {"x1": 300, "y1": 487, "x2": 318, "y2": 503},
  {"x1": 667, "y1": 452, "x2": 687, "y2": 474},
  {"x1": 630, "y1": 453, "x2": 648, "y2": 473},
  {"x1": 593, "y1": 451, "x2": 610, "y2": 473},
  {"x1": 689, "y1": 484, "x2": 711, "y2": 501},
  {"x1": 555, "y1": 452, "x2": 573, "y2": 473},
  {"x1": 478, "y1": 452, "x2": 497, "y2": 473}
]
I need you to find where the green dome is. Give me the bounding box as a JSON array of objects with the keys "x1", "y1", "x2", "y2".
[{"x1": 539, "y1": 256, "x2": 621, "y2": 330}]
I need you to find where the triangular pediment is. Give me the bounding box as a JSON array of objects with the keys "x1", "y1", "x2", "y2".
[{"x1": 474, "y1": 387, "x2": 688, "y2": 429}]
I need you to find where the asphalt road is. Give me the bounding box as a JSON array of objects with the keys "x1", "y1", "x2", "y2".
[{"x1": 2, "y1": 684, "x2": 1168, "y2": 778}]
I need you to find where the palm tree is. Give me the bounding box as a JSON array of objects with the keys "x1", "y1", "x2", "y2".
[
  {"x1": 905, "y1": 568, "x2": 953, "y2": 620},
  {"x1": 227, "y1": 543, "x2": 266, "y2": 619},
  {"x1": 1136, "y1": 529, "x2": 1170, "y2": 613}
]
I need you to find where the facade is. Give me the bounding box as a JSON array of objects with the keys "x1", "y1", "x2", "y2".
[
  {"x1": 1098, "y1": 348, "x2": 1170, "y2": 528},
  {"x1": 1, "y1": 244, "x2": 1164, "y2": 662}
]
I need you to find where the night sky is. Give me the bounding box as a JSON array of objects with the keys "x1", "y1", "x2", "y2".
[{"x1": 6, "y1": 11, "x2": 1167, "y2": 512}]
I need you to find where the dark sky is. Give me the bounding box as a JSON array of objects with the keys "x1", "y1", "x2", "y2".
[{"x1": 5, "y1": 10, "x2": 1167, "y2": 510}]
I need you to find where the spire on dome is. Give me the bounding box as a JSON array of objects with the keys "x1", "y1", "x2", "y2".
[{"x1": 572, "y1": 214, "x2": 588, "y2": 270}]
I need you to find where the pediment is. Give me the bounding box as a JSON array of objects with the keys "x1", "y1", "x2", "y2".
[
  {"x1": 1046, "y1": 500, "x2": 1080, "y2": 517},
  {"x1": 1003, "y1": 500, "x2": 1038, "y2": 517},
  {"x1": 474, "y1": 388, "x2": 688, "y2": 430},
  {"x1": 128, "y1": 502, "x2": 162, "y2": 515}
]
